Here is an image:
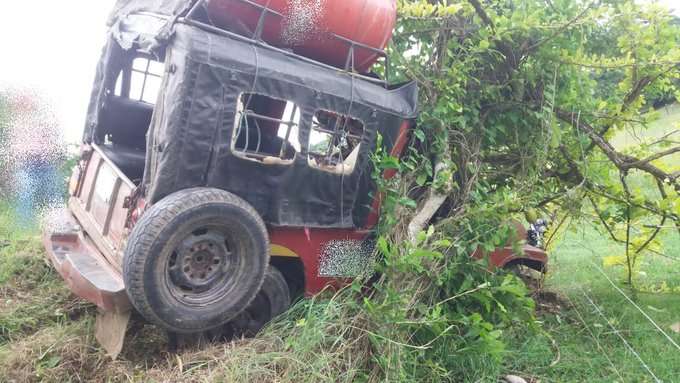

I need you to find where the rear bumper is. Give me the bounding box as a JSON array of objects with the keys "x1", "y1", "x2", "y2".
[{"x1": 42, "y1": 211, "x2": 130, "y2": 312}]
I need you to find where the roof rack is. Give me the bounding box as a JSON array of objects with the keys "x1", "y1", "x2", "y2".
[{"x1": 181, "y1": 0, "x2": 390, "y2": 88}]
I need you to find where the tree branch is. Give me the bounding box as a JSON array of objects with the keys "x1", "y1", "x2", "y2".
[
  {"x1": 555, "y1": 108, "x2": 680, "y2": 191},
  {"x1": 588, "y1": 195, "x2": 624, "y2": 244},
  {"x1": 408, "y1": 153, "x2": 453, "y2": 242},
  {"x1": 627, "y1": 146, "x2": 680, "y2": 167},
  {"x1": 587, "y1": 186, "x2": 677, "y2": 221},
  {"x1": 527, "y1": 1, "x2": 595, "y2": 52},
  {"x1": 467, "y1": 0, "x2": 495, "y2": 32}
]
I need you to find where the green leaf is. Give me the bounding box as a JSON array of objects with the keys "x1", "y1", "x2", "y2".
[{"x1": 398, "y1": 197, "x2": 418, "y2": 208}]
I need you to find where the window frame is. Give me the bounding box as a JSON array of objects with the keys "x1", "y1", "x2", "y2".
[
  {"x1": 113, "y1": 55, "x2": 164, "y2": 104},
  {"x1": 307, "y1": 109, "x2": 366, "y2": 175},
  {"x1": 231, "y1": 92, "x2": 302, "y2": 164}
]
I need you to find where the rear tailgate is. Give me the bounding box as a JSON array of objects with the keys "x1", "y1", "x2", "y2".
[{"x1": 69, "y1": 144, "x2": 137, "y2": 270}]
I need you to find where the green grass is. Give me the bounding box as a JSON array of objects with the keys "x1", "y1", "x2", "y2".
[
  {"x1": 0, "y1": 201, "x2": 92, "y2": 345},
  {"x1": 0, "y1": 200, "x2": 373, "y2": 382},
  {"x1": 505, "y1": 104, "x2": 680, "y2": 382},
  {"x1": 506, "y1": 222, "x2": 680, "y2": 382}
]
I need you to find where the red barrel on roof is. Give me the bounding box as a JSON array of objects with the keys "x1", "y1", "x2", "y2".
[{"x1": 206, "y1": 0, "x2": 397, "y2": 72}]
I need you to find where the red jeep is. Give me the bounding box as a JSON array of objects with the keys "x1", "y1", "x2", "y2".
[{"x1": 42, "y1": 0, "x2": 547, "y2": 356}]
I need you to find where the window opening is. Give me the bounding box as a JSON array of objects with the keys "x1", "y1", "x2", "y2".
[
  {"x1": 308, "y1": 110, "x2": 365, "y2": 174},
  {"x1": 233, "y1": 93, "x2": 301, "y2": 164},
  {"x1": 114, "y1": 57, "x2": 164, "y2": 104}
]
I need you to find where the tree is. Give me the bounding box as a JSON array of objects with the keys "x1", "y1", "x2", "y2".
[{"x1": 392, "y1": 0, "x2": 679, "y2": 288}]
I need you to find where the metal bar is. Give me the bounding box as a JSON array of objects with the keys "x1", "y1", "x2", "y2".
[
  {"x1": 91, "y1": 144, "x2": 137, "y2": 189},
  {"x1": 326, "y1": 115, "x2": 343, "y2": 159},
  {"x1": 131, "y1": 69, "x2": 162, "y2": 79},
  {"x1": 331, "y1": 33, "x2": 387, "y2": 57},
  {"x1": 134, "y1": 11, "x2": 171, "y2": 20},
  {"x1": 384, "y1": 55, "x2": 390, "y2": 88},
  {"x1": 139, "y1": 59, "x2": 151, "y2": 101},
  {"x1": 121, "y1": 66, "x2": 132, "y2": 98},
  {"x1": 68, "y1": 198, "x2": 123, "y2": 271},
  {"x1": 242, "y1": 110, "x2": 298, "y2": 125},
  {"x1": 85, "y1": 159, "x2": 104, "y2": 212},
  {"x1": 233, "y1": 0, "x2": 284, "y2": 18},
  {"x1": 344, "y1": 43, "x2": 354, "y2": 71},
  {"x1": 102, "y1": 178, "x2": 122, "y2": 236},
  {"x1": 186, "y1": 0, "x2": 206, "y2": 21},
  {"x1": 237, "y1": 149, "x2": 294, "y2": 160},
  {"x1": 311, "y1": 124, "x2": 361, "y2": 139},
  {"x1": 253, "y1": 0, "x2": 274, "y2": 40},
  {"x1": 178, "y1": 19, "x2": 389, "y2": 86},
  {"x1": 279, "y1": 104, "x2": 298, "y2": 157},
  {"x1": 240, "y1": 150, "x2": 268, "y2": 157}
]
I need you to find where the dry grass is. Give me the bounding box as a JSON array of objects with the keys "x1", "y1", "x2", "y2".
[
  {"x1": 0, "y1": 304, "x2": 379, "y2": 382},
  {"x1": 0, "y1": 252, "x2": 374, "y2": 383},
  {"x1": 0, "y1": 199, "x2": 380, "y2": 382}
]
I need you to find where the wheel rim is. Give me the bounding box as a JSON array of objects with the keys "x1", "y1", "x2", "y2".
[{"x1": 165, "y1": 226, "x2": 243, "y2": 306}]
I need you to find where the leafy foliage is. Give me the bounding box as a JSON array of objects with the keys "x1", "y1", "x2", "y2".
[
  {"x1": 341, "y1": 0, "x2": 680, "y2": 379},
  {"x1": 390, "y1": 0, "x2": 679, "y2": 288}
]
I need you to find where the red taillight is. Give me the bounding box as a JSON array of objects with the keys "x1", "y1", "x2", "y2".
[{"x1": 127, "y1": 198, "x2": 147, "y2": 229}]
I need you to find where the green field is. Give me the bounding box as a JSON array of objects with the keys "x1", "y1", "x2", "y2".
[
  {"x1": 506, "y1": 106, "x2": 680, "y2": 382},
  {"x1": 506, "y1": 224, "x2": 680, "y2": 382}
]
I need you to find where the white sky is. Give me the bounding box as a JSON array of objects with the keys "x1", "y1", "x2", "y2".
[
  {"x1": 655, "y1": 0, "x2": 680, "y2": 14},
  {"x1": 659, "y1": 0, "x2": 680, "y2": 11},
  {"x1": 0, "y1": 1, "x2": 116, "y2": 143},
  {"x1": 0, "y1": 0, "x2": 678, "y2": 144}
]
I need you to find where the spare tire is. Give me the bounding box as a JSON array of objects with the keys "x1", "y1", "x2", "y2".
[{"x1": 123, "y1": 188, "x2": 269, "y2": 333}]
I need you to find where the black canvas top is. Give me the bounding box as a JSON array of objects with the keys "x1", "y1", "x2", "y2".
[{"x1": 84, "y1": 8, "x2": 418, "y2": 229}]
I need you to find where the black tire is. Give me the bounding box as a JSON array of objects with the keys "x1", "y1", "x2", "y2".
[
  {"x1": 123, "y1": 187, "x2": 269, "y2": 333},
  {"x1": 226, "y1": 265, "x2": 291, "y2": 337},
  {"x1": 507, "y1": 263, "x2": 542, "y2": 291}
]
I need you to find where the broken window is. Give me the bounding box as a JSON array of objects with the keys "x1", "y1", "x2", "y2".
[
  {"x1": 114, "y1": 57, "x2": 164, "y2": 104},
  {"x1": 308, "y1": 110, "x2": 364, "y2": 174},
  {"x1": 232, "y1": 93, "x2": 301, "y2": 164}
]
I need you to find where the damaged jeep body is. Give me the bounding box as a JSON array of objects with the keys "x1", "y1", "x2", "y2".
[{"x1": 43, "y1": 0, "x2": 547, "y2": 355}]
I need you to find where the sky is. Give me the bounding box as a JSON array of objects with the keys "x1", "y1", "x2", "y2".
[
  {"x1": 0, "y1": 1, "x2": 116, "y2": 143},
  {"x1": 0, "y1": 0, "x2": 679, "y2": 144},
  {"x1": 656, "y1": 0, "x2": 680, "y2": 13}
]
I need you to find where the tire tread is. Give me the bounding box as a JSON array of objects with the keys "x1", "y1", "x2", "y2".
[{"x1": 123, "y1": 188, "x2": 268, "y2": 332}]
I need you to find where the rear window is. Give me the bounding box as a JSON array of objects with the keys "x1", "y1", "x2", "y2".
[{"x1": 114, "y1": 57, "x2": 164, "y2": 104}]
